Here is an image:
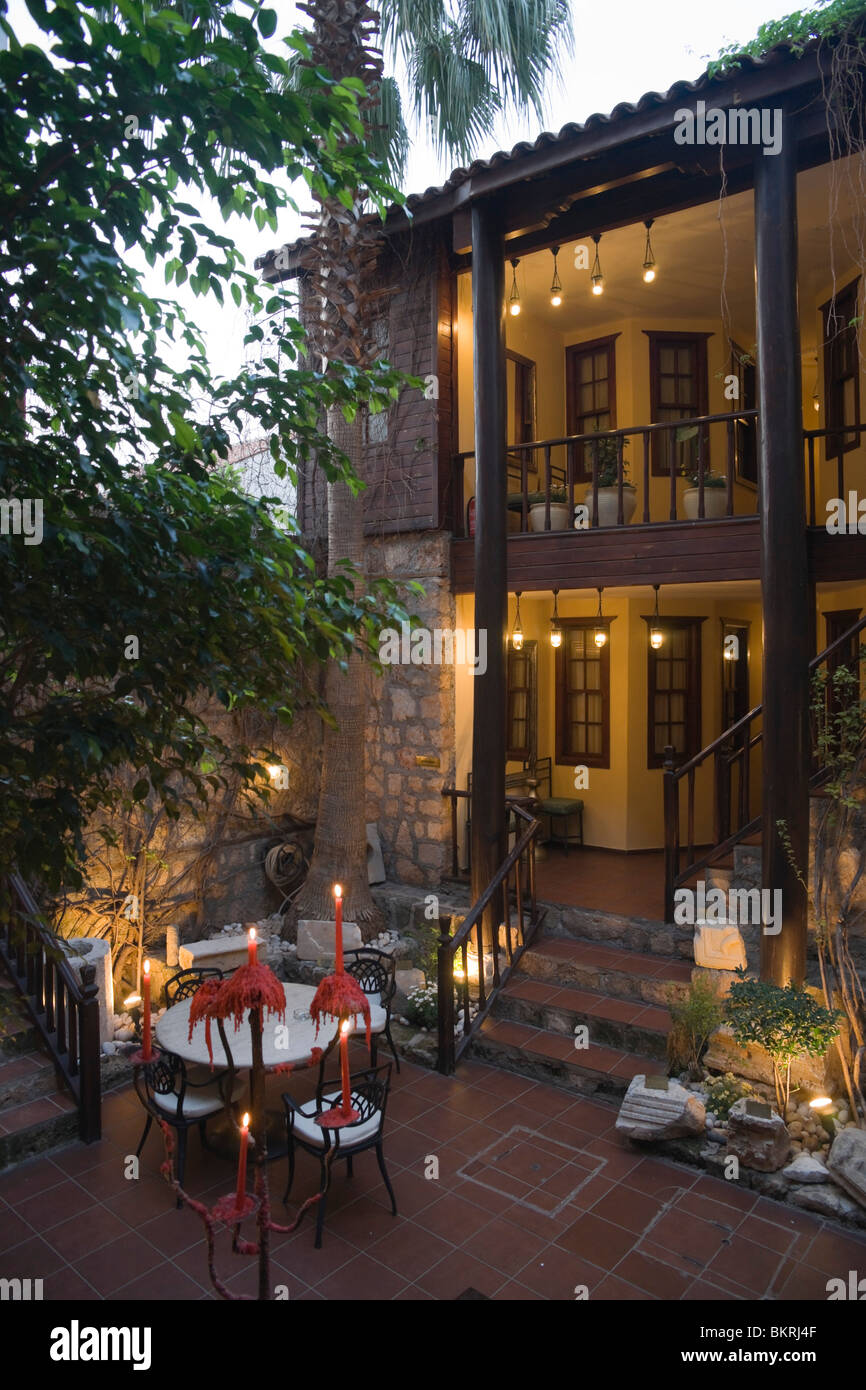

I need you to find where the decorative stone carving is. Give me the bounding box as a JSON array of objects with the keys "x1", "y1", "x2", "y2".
[
  {"x1": 59, "y1": 937, "x2": 114, "y2": 1043},
  {"x1": 615, "y1": 1074, "x2": 706, "y2": 1141},
  {"x1": 178, "y1": 933, "x2": 270, "y2": 974},
  {"x1": 826, "y1": 1128, "x2": 866, "y2": 1210},
  {"x1": 693, "y1": 920, "x2": 747, "y2": 971},
  {"x1": 726, "y1": 1096, "x2": 791, "y2": 1171},
  {"x1": 296, "y1": 919, "x2": 363, "y2": 963}
]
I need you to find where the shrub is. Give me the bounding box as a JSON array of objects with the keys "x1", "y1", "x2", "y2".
[
  {"x1": 726, "y1": 976, "x2": 843, "y2": 1116},
  {"x1": 666, "y1": 974, "x2": 725, "y2": 1078},
  {"x1": 704, "y1": 1072, "x2": 756, "y2": 1121},
  {"x1": 405, "y1": 984, "x2": 438, "y2": 1031}
]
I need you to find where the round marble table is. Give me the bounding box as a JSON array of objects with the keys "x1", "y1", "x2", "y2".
[{"x1": 155, "y1": 981, "x2": 325, "y2": 1069}]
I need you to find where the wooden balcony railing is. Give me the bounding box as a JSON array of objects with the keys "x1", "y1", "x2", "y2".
[
  {"x1": 805, "y1": 422, "x2": 866, "y2": 525},
  {"x1": 0, "y1": 873, "x2": 101, "y2": 1143},
  {"x1": 451, "y1": 409, "x2": 759, "y2": 536}
]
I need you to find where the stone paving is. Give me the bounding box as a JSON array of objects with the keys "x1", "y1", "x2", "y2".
[{"x1": 1, "y1": 1051, "x2": 864, "y2": 1301}]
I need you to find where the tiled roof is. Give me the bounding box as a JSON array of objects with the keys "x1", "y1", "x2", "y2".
[{"x1": 255, "y1": 38, "x2": 820, "y2": 271}]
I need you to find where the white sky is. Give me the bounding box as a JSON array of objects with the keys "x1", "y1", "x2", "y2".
[{"x1": 8, "y1": 0, "x2": 800, "y2": 389}]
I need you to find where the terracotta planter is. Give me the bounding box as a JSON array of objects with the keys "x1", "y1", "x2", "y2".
[
  {"x1": 583, "y1": 485, "x2": 637, "y2": 527},
  {"x1": 683, "y1": 486, "x2": 728, "y2": 520},
  {"x1": 528, "y1": 502, "x2": 570, "y2": 532}
]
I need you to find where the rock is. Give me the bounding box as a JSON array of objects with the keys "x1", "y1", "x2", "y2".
[
  {"x1": 113, "y1": 1026, "x2": 135, "y2": 1042},
  {"x1": 707, "y1": 1129, "x2": 728, "y2": 1144},
  {"x1": 615, "y1": 1075, "x2": 706, "y2": 1142},
  {"x1": 826, "y1": 1128, "x2": 866, "y2": 1209},
  {"x1": 782, "y1": 1152, "x2": 829, "y2": 1184},
  {"x1": 296, "y1": 919, "x2": 363, "y2": 963},
  {"x1": 694, "y1": 921, "x2": 747, "y2": 971},
  {"x1": 704, "y1": 1024, "x2": 827, "y2": 1092},
  {"x1": 726, "y1": 1097, "x2": 791, "y2": 1172},
  {"x1": 101, "y1": 1042, "x2": 120, "y2": 1056},
  {"x1": 395, "y1": 967, "x2": 425, "y2": 997},
  {"x1": 789, "y1": 1184, "x2": 861, "y2": 1221}
]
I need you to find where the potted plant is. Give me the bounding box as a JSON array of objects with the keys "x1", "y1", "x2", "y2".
[
  {"x1": 582, "y1": 435, "x2": 636, "y2": 526},
  {"x1": 682, "y1": 468, "x2": 728, "y2": 520},
  {"x1": 527, "y1": 486, "x2": 571, "y2": 532}
]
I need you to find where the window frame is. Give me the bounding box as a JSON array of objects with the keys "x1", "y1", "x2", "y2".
[
  {"x1": 821, "y1": 277, "x2": 861, "y2": 458},
  {"x1": 643, "y1": 615, "x2": 705, "y2": 768},
  {"x1": 506, "y1": 639, "x2": 537, "y2": 764},
  {"x1": 555, "y1": 618, "x2": 612, "y2": 769},
  {"x1": 645, "y1": 331, "x2": 712, "y2": 478},
  {"x1": 730, "y1": 342, "x2": 758, "y2": 488},
  {"x1": 565, "y1": 334, "x2": 619, "y2": 482}
]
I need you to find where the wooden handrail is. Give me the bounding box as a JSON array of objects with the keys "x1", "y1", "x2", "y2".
[
  {"x1": 437, "y1": 794, "x2": 541, "y2": 1074},
  {"x1": 0, "y1": 873, "x2": 102, "y2": 1143},
  {"x1": 663, "y1": 613, "x2": 866, "y2": 920}
]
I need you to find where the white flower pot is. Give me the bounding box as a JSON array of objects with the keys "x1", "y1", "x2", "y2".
[
  {"x1": 528, "y1": 502, "x2": 570, "y2": 532},
  {"x1": 683, "y1": 486, "x2": 728, "y2": 520},
  {"x1": 583, "y1": 485, "x2": 637, "y2": 527}
]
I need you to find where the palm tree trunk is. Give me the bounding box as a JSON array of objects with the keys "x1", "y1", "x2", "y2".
[{"x1": 295, "y1": 406, "x2": 380, "y2": 929}]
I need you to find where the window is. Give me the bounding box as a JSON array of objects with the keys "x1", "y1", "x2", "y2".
[
  {"x1": 646, "y1": 332, "x2": 711, "y2": 477},
  {"x1": 645, "y1": 617, "x2": 704, "y2": 767},
  {"x1": 565, "y1": 335, "x2": 618, "y2": 480},
  {"x1": 555, "y1": 620, "x2": 610, "y2": 768},
  {"x1": 730, "y1": 343, "x2": 758, "y2": 486},
  {"x1": 822, "y1": 278, "x2": 861, "y2": 457},
  {"x1": 506, "y1": 640, "x2": 536, "y2": 763},
  {"x1": 506, "y1": 349, "x2": 536, "y2": 450}
]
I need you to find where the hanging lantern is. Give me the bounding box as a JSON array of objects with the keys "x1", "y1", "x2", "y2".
[
  {"x1": 590, "y1": 234, "x2": 604, "y2": 296},
  {"x1": 511, "y1": 591, "x2": 525, "y2": 651},
  {"x1": 508, "y1": 258, "x2": 521, "y2": 316},
  {"x1": 650, "y1": 584, "x2": 664, "y2": 649},
  {"x1": 549, "y1": 245, "x2": 563, "y2": 307},
  {"x1": 593, "y1": 587, "x2": 608, "y2": 647},
  {"x1": 642, "y1": 219, "x2": 657, "y2": 283},
  {"x1": 549, "y1": 588, "x2": 562, "y2": 648}
]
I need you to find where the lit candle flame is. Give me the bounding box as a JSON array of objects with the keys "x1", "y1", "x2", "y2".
[
  {"x1": 241, "y1": 1112, "x2": 250, "y2": 1129},
  {"x1": 248, "y1": 926, "x2": 256, "y2": 942},
  {"x1": 334, "y1": 883, "x2": 342, "y2": 900},
  {"x1": 143, "y1": 959, "x2": 150, "y2": 978},
  {"x1": 341, "y1": 1019, "x2": 351, "y2": 1036}
]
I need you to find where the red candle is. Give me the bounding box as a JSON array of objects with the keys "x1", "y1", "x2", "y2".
[
  {"x1": 247, "y1": 926, "x2": 257, "y2": 968},
  {"x1": 235, "y1": 1112, "x2": 250, "y2": 1210},
  {"x1": 340, "y1": 1021, "x2": 352, "y2": 1117},
  {"x1": 142, "y1": 958, "x2": 152, "y2": 1062},
  {"x1": 334, "y1": 884, "x2": 343, "y2": 973}
]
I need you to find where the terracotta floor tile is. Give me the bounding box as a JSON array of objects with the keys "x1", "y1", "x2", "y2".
[
  {"x1": 709, "y1": 1233, "x2": 789, "y2": 1296},
  {"x1": 590, "y1": 1184, "x2": 667, "y2": 1234},
  {"x1": 417, "y1": 1247, "x2": 506, "y2": 1300},
  {"x1": 317, "y1": 1252, "x2": 409, "y2": 1301},
  {"x1": 646, "y1": 1207, "x2": 732, "y2": 1267},
  {"x1": 76, "y1": 1232, "x2": 163, "y2": 1296},
  {"x1": 16, "y1": 1179, "x2": 95, "y2": 1232},
  {"x1": 615, "y1": 1248, "x2": 694, "y2": 1300},
  {"x1": 557, "y1": 1211, "x2": 637, "y2": 1267},
  {"x1": 368, "y1": 1218, "x2": 454, "y2": 1281},
  {"x1": 113, "y1": 1263, "x2": 206, "y2": 1302},
  {"x1": 514, "y1": 1243, "x2": 605, "y2": 1300},
  {"x1": 44, "y1": 1203, "x2": 130, "y2": 1263},
  {"x1": 593, "y1": 1273, "x2": 658, "y2": 1299},
  {"x1": 0, "y1": 1233, "x2": 66, "y2": 1280}
]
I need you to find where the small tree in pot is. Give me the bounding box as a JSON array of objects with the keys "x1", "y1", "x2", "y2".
[{"x1": 583, "y1": 436, "x2": 635, "y2": 526}]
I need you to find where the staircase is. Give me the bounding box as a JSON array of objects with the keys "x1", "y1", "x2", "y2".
[
  {"x1": 468, "y1": 907, "x2": 693, "y2": 1098},
  {"x1": 0, "y1": 962, "x2": 79, "y2": 1169}
]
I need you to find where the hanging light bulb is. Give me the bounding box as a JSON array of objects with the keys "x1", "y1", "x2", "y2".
[
  {"x1": 549, "y1": 588, "x2": 562, "y2": 648},
  {"x1": 590, "y1": 234, "x2": 604, "y2": 296},
  {"x1": 642, "y1": 219, "x2": 657, "y2": 283},
  {"x1": 549, "y1": 245, "x2": 563, "y2": 307},
  {"x1": 593, "y1": 587, "x2": 608, "y2": 647},
  {"x1": 508, "y1": 258, "x2": 521, "y2": 316},
  {"x1": 650, "y1": 584, "x2": 664, "y2": 649},
  {"x1": 511, "y1": 591, "x2": 524, "y2": 651}
]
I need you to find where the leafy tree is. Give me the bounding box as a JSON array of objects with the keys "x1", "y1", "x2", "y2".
[
  {"x1": 291, "y1": 0, "x2": 574, "y2": 930},
  {"x1": 0, "y1": 0, "x2": 408, "y2": 892},
  {"x1": 726, "y1": 975, "x2": 842, "y2": 1116}
]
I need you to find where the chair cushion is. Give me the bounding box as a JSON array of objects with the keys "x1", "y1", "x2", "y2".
[
  {"x1": 153, "y1": 1074, "x2": 245, "y2": 1120},
  {"x1": 291, "y1": 1090, "x2": 381, "y2": 1149},
  {"x1": 349, "y1": 1001, "x2": 387, "y2": 1034},
  {"x1": 538, "y1": 797, "x2": 584, "y2": 816}
]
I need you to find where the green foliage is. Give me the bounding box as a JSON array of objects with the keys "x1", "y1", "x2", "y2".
[
  {"x1": 404, "y1": 983, "x2": 438, "y2": 1030},
  {"x1": 726, "y1": 975, "x2": 843, "y2": 1113},
  {"x1": 707, "y1": 0, "x2": 866, "y2": 77},
  {"x1": 0, "y1": 0, "x2": 410, "y2": 891},
  {"x1": 666, "y1": 974, "x2": 725, "y2": 1078},
  {"x1": 704, "y1": 1071, "x2": 756, "y2": 1120},
  {"x1": 589, "y1": 435, "x2": 632, "y2": 489}
]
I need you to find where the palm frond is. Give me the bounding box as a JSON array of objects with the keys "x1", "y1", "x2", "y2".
[
  {"x1": 408, "y1": 32, "x2": 501, "y2": 166},
  {"x1": 367, "y1": 74, "x2": 410, "y2": 185},
  {"x1": 457, "y1": 0, "x2": 574, "y2": 119}
]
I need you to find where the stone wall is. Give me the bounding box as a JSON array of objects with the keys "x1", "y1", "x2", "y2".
[{"x1": 364, "y1": 531, "x2": 456, "y2": 887}]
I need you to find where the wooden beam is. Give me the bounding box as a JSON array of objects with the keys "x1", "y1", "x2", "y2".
[
  {"x1": 755, "y1": 109, "x2": 810, "y2": 989},
  {"x1": 469, "y1": 199, "x2": 507, "y2": 940}
]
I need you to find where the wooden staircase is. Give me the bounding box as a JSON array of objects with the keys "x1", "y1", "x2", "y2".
[{"x1": 467, "y1": 912, "x2": 693, "y2": 1098}]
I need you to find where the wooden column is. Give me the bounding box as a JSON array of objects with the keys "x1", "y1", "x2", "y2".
[
  {"x1": 470, "y1": 198, "x2": 507, "y2": 938},
  {"x1": 754, "y1": 113, "x2": 809, "y2": 987}
]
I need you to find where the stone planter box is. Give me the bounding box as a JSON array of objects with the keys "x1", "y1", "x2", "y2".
[
  {"x1": 683, "y1": 486, "x2": 727, "y2": 520},
  {"x1": 583, "y1": 486, "x2": 637, "y2": 527}
]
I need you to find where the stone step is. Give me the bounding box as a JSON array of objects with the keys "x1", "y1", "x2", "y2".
[
  {"x1": 469, "y1": 1016, "x2": 660, "y2": 1100},
  {"x1": 733, "y1": 842, "x2": 762, "y2": 876},
  {"x1": 519, "y1": 937, "x2": 693, "y2": 1006},
  {"x1": 495, "y1": 975, "x2": 671, "y2": 1060},
  {"x1": 0, "y1": 1088, "x2": 79, "y2": 1170},
  {"x1": 539, "y1": 904, "x2": 692, "y2": 960},
  {"x1": 0, "y1": 1049, "x2": 64, "y2": 1110}
]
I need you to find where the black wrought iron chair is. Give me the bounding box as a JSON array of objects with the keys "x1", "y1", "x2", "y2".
[
  {"x1": 165, "y1": 965, "x2": 224, "y2": 1006},
  {"x1": 281, "y1": 1063, "x2": 396, "y2": 1248},
  {"x1": 133, "y1": 1025, "x2": 242, "y2": 1207},
  {"x1": 344, "y1": 946, "x2": 400, "y2": 1073}
]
